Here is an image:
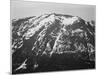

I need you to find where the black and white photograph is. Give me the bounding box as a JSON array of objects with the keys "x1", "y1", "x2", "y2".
[{"x1": 11, "y1": 0, "x2": 96, "y2": 74}]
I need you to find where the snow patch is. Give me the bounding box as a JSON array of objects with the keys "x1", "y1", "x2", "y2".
[
  {"x1": 50, "y1": 32, "x2": 62, "y2": 56},
  {"x1": 15, "y1": 59, "x2": 27, "y2": 71},
  {"x1": 72, "y1": 29, "x2": 83, "y2": 33},
  {"x1": 33, "y1": 14, "x2": 48, "y2": 25},
  {"x1": 61, "y1": 16, "x2": 79, "y2": 25},
  {"x1": 39, "y1": 14, "x2": 55, "y2": 26}
]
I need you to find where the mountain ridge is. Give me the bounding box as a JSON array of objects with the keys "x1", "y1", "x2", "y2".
[{"x1": 12, "y1": 13, "x2": 95, "y2": 74}]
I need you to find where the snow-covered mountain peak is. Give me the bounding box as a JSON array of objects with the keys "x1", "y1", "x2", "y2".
[{"x1": 22, "y1": 14, "x2": 81, "y2": 40}]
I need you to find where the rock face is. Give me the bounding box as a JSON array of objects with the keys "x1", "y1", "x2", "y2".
[{"x1": 12, "y1": 13, "x2": 95, "y2": 74}]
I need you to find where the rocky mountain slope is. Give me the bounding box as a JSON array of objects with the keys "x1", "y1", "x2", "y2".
[{"x1": 12, "y1": 13, "x2": 95, "y2": 74}]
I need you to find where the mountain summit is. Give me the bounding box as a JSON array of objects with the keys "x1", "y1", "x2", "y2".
[{"x1": 12, "y1": 13, "x2": 95, "y2": 74}]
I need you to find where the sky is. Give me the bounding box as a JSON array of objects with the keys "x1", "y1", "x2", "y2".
[{"x1": 11, "y1": 0, "x2": 96, "y2": 21}]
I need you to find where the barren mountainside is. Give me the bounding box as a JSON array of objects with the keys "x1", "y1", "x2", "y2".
[{"x1": 12, "y1": 13, "x2": 95, "y2": 74}]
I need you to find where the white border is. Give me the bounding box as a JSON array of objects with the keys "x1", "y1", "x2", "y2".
[{"x1": 0, "y1": 0, "x2": 99, "y2": 75}]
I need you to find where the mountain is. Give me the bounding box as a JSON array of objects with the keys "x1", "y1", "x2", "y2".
[{"x1": 12, "y1": 13, "x2": 95, "y2": 74}]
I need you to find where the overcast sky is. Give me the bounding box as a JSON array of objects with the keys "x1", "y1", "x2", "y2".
[{"x1": 11, "y1": 0, "x2": 96, "y2": 21}]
